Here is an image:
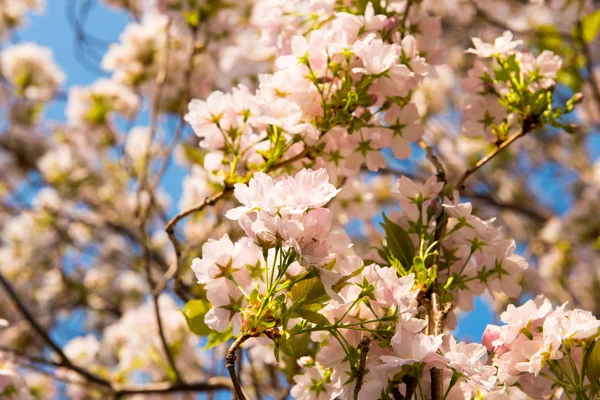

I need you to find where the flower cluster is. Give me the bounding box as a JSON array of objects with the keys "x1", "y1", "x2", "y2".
[
  {"x1": 0, "y1": 0, "x2": 43, "y2": 39},
  {"x1": 0, "y1": 42, "x2": 64, "y2": 102},
  {"x1": 188, "y1": 169, "x2": 533, "y2": 399},
  {"x1": 185, "y1": 5, "x2": 431, "y2": 183},
  {"x1": 462, "y1": 31, "x2": 577, "y2": 141},
  {"x1": 0, "y1": 1, "x2": 598, "y2": 400},
  {"x1": 484, "y1": 295, "x2": 600, "y2": 398}
]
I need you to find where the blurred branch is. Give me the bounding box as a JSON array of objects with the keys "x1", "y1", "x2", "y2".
[
  {"x1": 457, "y1": 127, "x2": 527, "y2": 189},
  {"x1": 577, "y1": 20, "x2": 600, "y2": 107},
  {"x1": 418, "y1": 139, "x2": 447, "y2": 183},
  {"x1": 0, "y1": 271, "x2": 113, "y2": 390},
  {"x1": 114, "y1": 377, "x2": 233, "y2": 397}
]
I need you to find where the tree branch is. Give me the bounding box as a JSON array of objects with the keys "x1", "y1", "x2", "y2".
[
  {"x1": 226, "y1": 333, "x2": 260, "y2": 400},
  {"x1": 427, "y1": 292, "x2": 451, "y2": 400},
  {"x1": 114, "y1": 377, "x2": 233, "y2": 397},
  {"x1": 354, "y1": 337, "x2": 371, "y2": 400},
  {"x1": 456, "y1": 127, "x2": 527, "y2": 189}
]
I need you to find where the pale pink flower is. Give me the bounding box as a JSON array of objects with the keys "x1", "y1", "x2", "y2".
[
  {"x1": 280, "y1": 168, "x2": 341, "y2": 214},
  {"x1": 226, "y1": 172, "x2": 286, "y2": 219},
  {"x1": 185, "y1": 91, "x2": 229, "y2": 149},
  {"x1": 191, "y1": 234, "x2": 260, "y2": 286},
  {"x1": 290, "y1": 364, "x2": 335, "y2": 400},
  {"x1": 384, "y1": 103, "x2": 424, "y2": 159},
  {"x1": 363, "y1": 2, "x2": 387, "y2": 31},
  {"x1": 520, "y1": 50, "x2": 562, "y2": 89},
  {"x1": 462, "y1": 95, "x2": 506, "y2": 141},
  {"x1": 353, "y1": 34, "x2": 400, "y2": 75},
  {"x1": 226, "y1": 168, "x2": 340, "y2": 220},
  {"x1": 372, "y1": 63, "x2": 417, "y2": 98},
  {"x1": 382, "y1": 331, "x2": 445, "y2": 368},
  {"x1": 467, "y1": 31, "x2": 523, "y2": 58},
  {"x1": 560, "y1": 309, "x2": 600, "y2": 339},
  {"x1": 395, "y1": 175, "x2": 443, "y2": 203}
]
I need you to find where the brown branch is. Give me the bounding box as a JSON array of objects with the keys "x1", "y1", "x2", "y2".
[
  {"x1": 415, "y1": 142, "x2": 451, "y2": 400},
  {"x1": 418, "y1": 140, "x2": 446, "y2": 183},
  {"x1": 428, "y1": 292, "x2": 451, "y2": 400},
  {"x1": 401, "y1": 0, "x2": 413, "y2": 37},
  {"x1": 392, "y1": 386, "x2": 404, "y2": 400},
  {"x1": 354, "y1": 337, "x2": 371, "y2": 400},
  {"x1": 114, "y1": 377, "x2": 233, "y2": 397},
  {"x1": 456, "y1": 127, "x2": 527, "y2": 189},
  {"x1": 0, "y1": 271, "x2": 112, "y2": 391},
  {"x1": 226, "y1": 333, "x2": 260, "y2": 400},
  {"x1": 0, "y1": 346, "x2": 63, "y2": 369}
]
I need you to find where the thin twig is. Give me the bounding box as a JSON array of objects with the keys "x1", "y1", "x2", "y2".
[
  {"x1": 139, "y1": 227, "x2": 183, "y2": 383},
  {"x1": 0, "y1": 346, "x2": 63, "y2": 368},
  {"x1": 418, "y1": 139, "x2": 446, "y2": 184},
  {"x1": 456, "y1": 127, "x2": 526, "y2": 189},
  {"x1": 226, "y1": 333, "x2": 260, "y2": 400}
]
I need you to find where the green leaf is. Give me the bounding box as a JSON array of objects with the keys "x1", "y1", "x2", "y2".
[
  {"x1": 205, "y1": 326, "x2": 233, "y2": 349},
  {"x1": 581, "y1": 10, "x2": 600, "y2": 43},
  {"x1": 557, "y1": 67, "x2": 583, "y2": 92},
  {"x1": 294, "y1": 308, "x2": 330, "y2": 327},
  {"x1": 381, "y1": 214, "x2": 415, "y2": 272},
  {"x1": 535, "y1": 25, "x2": 565, "y2": 53},
  {"x1": 182, "y1": 299, "x2": 212, "y2": 336},
  {"x1": 586, "y1": 341, "x2": 600, "y2": 383},
  {"x1": 182, "y1": 144, "x2": 205, "y2": 166},
  {"x1": 290, "y1": 278, "x2": 327, "y2": 306},
  {"x1": 290, "y1": 278, "x2": 318, "y2": 302},
  {"x1": 274, "y1": 331, "x2": 293, "y2": 362},
  {"x1": 182, "y1": 10, "x2": 200, "y2": 27}
]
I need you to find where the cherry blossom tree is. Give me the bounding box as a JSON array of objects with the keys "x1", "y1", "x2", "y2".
[{"x1": 0, "y1": 0, "x2": 600, "y2": 399}]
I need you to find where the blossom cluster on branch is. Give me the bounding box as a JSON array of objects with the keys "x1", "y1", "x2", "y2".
[{"x1": 0, "y1": 0, "x2": 599, "y2": 399}]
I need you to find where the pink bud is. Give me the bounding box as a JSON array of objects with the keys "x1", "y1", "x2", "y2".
[{"x1": 482, "y1": 325, "x2": 501, "y2": 352}]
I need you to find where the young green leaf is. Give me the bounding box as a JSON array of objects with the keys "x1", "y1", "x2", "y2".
[
  {"x1": 381, "y1": 214, "x2": 415, "y2": 272},
  {"x1": 586, "y1": 340, "x2": 600, "y2": 383},
  {"x1": 294, "y1": 308, "x2": 330, "y2": 327},
  {"x1": 182, "y1": 299, "x2": 212, "y2": 336},
  {"x1": 205, "y1": 326, "x2": 233, "y2": 349}
]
